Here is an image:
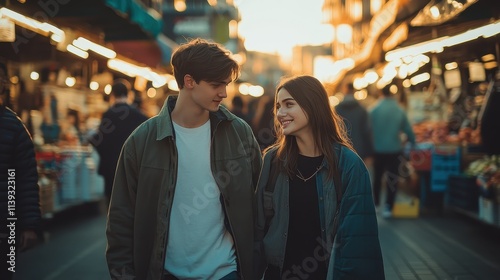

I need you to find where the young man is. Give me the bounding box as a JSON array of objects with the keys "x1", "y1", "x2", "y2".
[
  {"x1": 370, "y1": 84, "x2": 415, "y2": 218},
  {"x1": 89, "y1": 79, "x2": 148, "y2": 205},
  {"x1": 106, "y1": 39, "x2": 262, "y2": 280}
]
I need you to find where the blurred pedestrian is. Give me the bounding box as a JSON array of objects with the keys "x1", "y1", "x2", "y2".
[
  {"x1": 89, "y1": 79, "x2": 148, "y2": 205},
  {"x1": 335, "y1": 82, "x2": 374, "y2": 161},
  {"x1": 230, "y1": 95, "x2": 250, "y2": 124},
  {"x1": 370, "y1": 84, "x2": 416, "y2": 218},
  {"x1": 1, "y1": 62, "x2": 41, "y2": 280},
  {"x1": 255, "y1": 75, "x2": 384, "y2": 279},
  {"x1": 106, "y1": 38, "x2": 262, "y2": 280},
  {"x1": 251, "y1": 94, "x2": 276, "y2": 150}
]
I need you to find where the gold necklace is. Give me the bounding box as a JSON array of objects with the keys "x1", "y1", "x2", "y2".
[{"x1": 296, "y1": 164, "x2": 323, "y2": 182}]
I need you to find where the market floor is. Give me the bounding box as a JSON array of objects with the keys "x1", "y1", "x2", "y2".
[
  {"x1": 379, "y1": 211, "x2": 500, "y2": 280},
  {"x1": 12, "y1": 204, "x2": 500, "y2": 280}
]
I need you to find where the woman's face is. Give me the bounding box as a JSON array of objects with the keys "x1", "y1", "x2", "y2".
[{"x1": 276, "y1": 88, "x2": 310, "y2": 137}]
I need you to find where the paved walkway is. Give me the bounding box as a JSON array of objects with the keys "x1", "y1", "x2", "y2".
[
  {"x1": 379, "y1": 210, "x2": 500, "y2": 280},
  {"x1": 13, "y1": 203, "x2": 500, "y2": 279}
]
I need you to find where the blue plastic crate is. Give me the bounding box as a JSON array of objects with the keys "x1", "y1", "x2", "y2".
[{"x1": 431, "y1": 145, "x2": 461, "y2": 192}]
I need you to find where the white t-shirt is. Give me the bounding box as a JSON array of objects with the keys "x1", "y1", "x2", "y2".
[{"x1": 165, "y1": 120, "x2": 236, "y2": 280}]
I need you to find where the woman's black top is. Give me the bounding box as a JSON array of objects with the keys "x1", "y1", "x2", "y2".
[{"x1": 266, "y1": 154, "x2": 327, "y2": 279}]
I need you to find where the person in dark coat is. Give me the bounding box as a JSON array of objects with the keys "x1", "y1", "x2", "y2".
[
  {"x1": 230, "y1": 95, "x2": 250, "y2": 124},
  {"x1": 335, "y1": 82, "x2": 374, "y2": 160},
  {"x1": 480, "y1": 73, "x2": 500, "y2": 155},
  {"x1": 1, "y1": 62, "x2": 41, "y2": 280},
  {"x1": 89, "y1": 79, "x2": 148, "y2": 204}
]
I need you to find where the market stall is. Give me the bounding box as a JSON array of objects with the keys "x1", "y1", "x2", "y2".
[
  {"x1": 406, "y1": 71, "x2": 500, "y2": 227},
  {"x1": 37, "y1": 145, "x2": 104, "y2": 218}
]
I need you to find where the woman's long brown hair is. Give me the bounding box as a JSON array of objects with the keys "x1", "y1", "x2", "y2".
[{"x1": 264, "y1": 75, "x2": 353, "y2": 182}]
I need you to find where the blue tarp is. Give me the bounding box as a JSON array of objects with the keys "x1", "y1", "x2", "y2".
[{"x1": 105, "y1": 0, "x2": 163, "y2": 38}]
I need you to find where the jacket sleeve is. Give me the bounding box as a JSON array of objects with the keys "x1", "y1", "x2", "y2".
[
  {"x1": 402, "y1": 113, "x2": 416, "y2": 146},
  {"x1": 250, "y1": 135, "x2": 263, "y2": 192},
  {"x1": 254, "y1": 150, "x2": 273, "y2": 279},
  {"x1": 14, "y1": 122, "x2": 41, "y2": 231},
  {"x1": 328, "y1": 160, "x2": 385, "y2": 279},
  {"x1": 238, "y1": 118, "x2": 263, "y2": 191},
  {"x1": 106, "y1": 139, "x2": 139, "y2": 279}
]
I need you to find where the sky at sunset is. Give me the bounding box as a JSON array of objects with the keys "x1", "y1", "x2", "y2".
[{"x1": 235, "y1": 0, "x2": 333, "y2": 57}]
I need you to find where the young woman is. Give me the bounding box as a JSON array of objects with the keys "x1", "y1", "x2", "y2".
[{"x1": 255, "y1": 75, "x2": 385, "y2": 279}]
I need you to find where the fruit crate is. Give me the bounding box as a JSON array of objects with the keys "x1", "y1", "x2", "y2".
[
  {"x1": 431, "y1": 145, "x2": 461, "y2": 192},
  {"x1": 407, "y1": 142, "x2": 433, "y2": 172},
  {"x1": 410, "y1": 149, "x2": 432, "y2": 171}
]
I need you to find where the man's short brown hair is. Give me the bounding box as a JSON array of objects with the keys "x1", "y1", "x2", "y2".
[{"x1": 171, "y1": 38, "x2": 239, "y2": 89}]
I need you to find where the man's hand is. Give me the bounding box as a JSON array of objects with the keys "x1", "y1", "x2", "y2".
[{"x1": 20, "y1": 230, "x2": 39, "y2": 251}]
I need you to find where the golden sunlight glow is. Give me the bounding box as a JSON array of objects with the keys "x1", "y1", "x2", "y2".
[
  {"x1": 329, "y1": 96, "x2": 340, "y2": 107},
  {"x1": 354, "y1": 90, "x2": 368, "y2": 100},
  {"x1": 371, "y1": 0, "x2": 382, "y2": 15},
  {"x1": 248, "y1": 85, "x2": 264, "y2": 97},
  {"x1": 30, "y1": 71, "x2": 39, "y2": 81},
  {"x1": 229, "y1": 20, "x2": 238, "y2": 38},
  {"x1": 147, "y1": 88, "x2": 157, "y2": 98},
  {"x1": 351, "y1": 0, "x2": 362, "y2": 22},
  {"x1": 10, "y1": 76, "x2": 19, "y2": 84},
  {"x1": 89, "y1": 81, "x2": 99, "y2": 90},
  {"x1": 430, "y1": 6, "x2": 440, "y2": 19},
  {"x1": 336, "y1": 24, "x2": 353, "y2": 44},
  {"x1": 65, "y1": 77, "x2": 76, "y2": 87},
  {"x1": 168, "y1": 80, "x2": 179, "y2": 91},
  {"x1": 239, "y1": 83, "x2": 250, "y2": 95},
  {"x1": 104, "y1": 84, "x2": 112, "y2": 95},
  {"x1": 73, "y1": 37, "x2": 116, "y2": 59},
  {"x1": 236, "y1": 0, "x2": 333, "y2": 58},
  {"x1": 353, "y1": 77, "x2": 368, "y2": 90},
  {"x1": 313, "y1": 56, "x2": 336, "y2": 83},
  {"x1": 410, "y1": 73, "x2": 430, "y2": 85},
  {"x1": 67, "y1": 44, "x2": 89, "y2": 59},
  {"x1": 174, "y1": 0, "x2": 187, "y2": 12},
  {"x1": 390, "y1": 84, "x2": 398, "y2": 94}
]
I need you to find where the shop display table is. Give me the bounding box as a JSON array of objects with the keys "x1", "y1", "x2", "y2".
[{"x1": 36, "y1": 145, "x2": 104, "y2": 218}]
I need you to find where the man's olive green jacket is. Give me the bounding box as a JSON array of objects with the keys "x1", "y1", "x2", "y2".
[{"x1": 106, "y1": 96, "x2": 262, "y2": 280}]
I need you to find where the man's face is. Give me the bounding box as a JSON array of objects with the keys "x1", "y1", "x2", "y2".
[{"x1": 190, "y1": 77, "x2": 232, "y2": 112}]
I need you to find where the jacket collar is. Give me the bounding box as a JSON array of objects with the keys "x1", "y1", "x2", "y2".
[{"x1": 156, "y1": 95, "x2": 235, "y2": 140}]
